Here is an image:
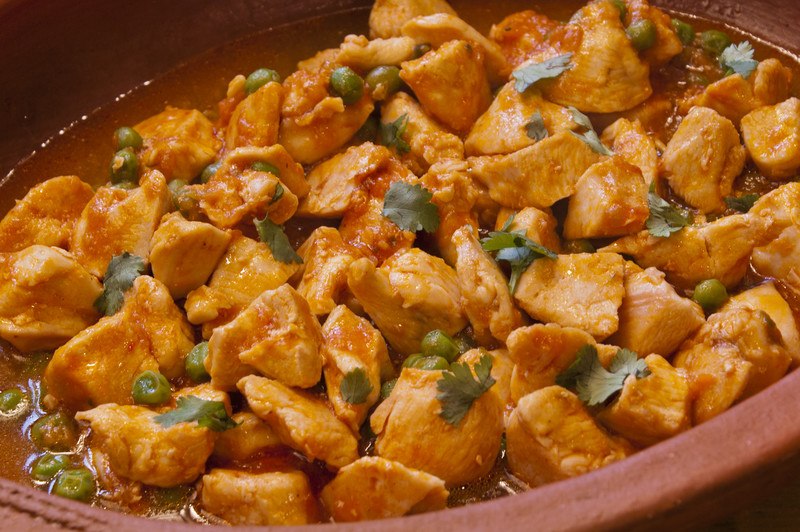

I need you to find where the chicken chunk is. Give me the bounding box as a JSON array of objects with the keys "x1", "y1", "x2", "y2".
[
  {"x1": 149, "y1": 213, "x2": 232, "y2": 299},
  {"x1": 320, "y1": 456, "x2": 448, "y2": 522},
  {"x1": 370, "y1": 367, "x2": 503, "y2": 486},
  {"x1": 347, "y1": 249, "x2": 467, "y2": 355},
  {"x1": 751, "y1": 225, "x2": 800, "y2": 298},
  {"x1": 661, "y1": 106, "x2": 746, "y2": 213},
  {"x1": 468, "y1": 131, "x2": 601, "y2": 209},
  {"x1": 494, "y1": 207, "x2": 561, "y2": 253},
  {"x1": 224, "y1": 81, "x2": 282, "y2": 150},
  {"x1": 750, "y1": 181, "x2": 800, "y2": 234},
  {"x1": 213, "y1": 411, "x2": 281, "y2": 462},
  {"x1": 514, "y1": 252, "x2": 625, "y2": 340},
  {"x1": 600, "y1": 118, "x2": 658, "y2": 185},
  {"x1": 489, "y1": 10, "x2": 559, "y2": 70},
  {"x1": 238, "y1": 375, "x2": 359, "y2": 468},
  {"x1": 563, "y1": 158, "x2": 648, "y2": 239},
  {"x1": 741, "y1": 98, "x2": 800, "y2": 180},
  {"x1": 506, "y1": 386, "x2": 630, "y2": 487},
  {"x1": 336, "y1": 34, "x2": 416, "y2": 71},
  {"x1": 75, "y1": 404, "x2": 215, "y2": 487},
  {"x1": 368, "y1": 0, "x2": 457, "y2": 39},
  {"x1": 626, "y1": 0, "x2": 683, "y2": 68},
  {"x1": 0, "y1": 176, "x2": 95, "y2": 253},
  {"x1": 201, "y1": 469, "x2": 318, "y2": 526},
  {"x1": 400, "y1": 40, "x2": 492, "y2": 135},
  {"x1": 135, "y1": 107, "x2": 220, "y2": 182},
  {"x1": 459, "y1": 348, "x2": 515, "y2": 421},
  {"x1": 0, "y1": 246, "x2": 102, "y2": 352},
  {"x1": 207, "y1": 285, "x2": 323, "y2": 390},
  {"x1": 70, "y1": 170, "x2": 170, "y2": 278}
]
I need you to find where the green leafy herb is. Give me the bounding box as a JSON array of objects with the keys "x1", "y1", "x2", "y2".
[
  {"x1": 436, "y1": 353, "x2": 496, "y2": 426},
  {"x1": 525, "y1": 111, "x2": 549, "y2": 141},
  {"x1": 340, "y1": 368, "x2": 374, "y2": 405},
  {"x1": 556, "y1": 346, "x2": 650, "y2": 406},
  {"x1": 481, "y1": 221, "x2": 557, "y2": 294},
  {"x1": 724, "y1": 193, "x2": 759, "y2": 213},
  {"x1": 555, "y1": 344, "x2": 597, "y2": 390},
  {"x1": 154, "y1": 395, "x2": 239, "y2": 432},
  {"x1": 270, "y1": 183, "x2": 284, "y2": 205},
  {"x1": 380, "y1": 113, "x2": 411, "y2": 154},
  {"x1": 568, "y1": 107, "x2": 613, "y2": 155},
  {"x1": 720, "y1": 41, "x2": 758, "y2": 79},
  {"x1": 382, "y1": 182, "x2": 440, "y2": 233},
  {"x1": 512, "y1": 53, "x2": 573, "y2": 93},
  {"x1": 94, "y1": 253, "x2": 147, "y2": 316},
  {"x1": 254, "y1": 215, "x2": 302, "y2": 264},
  {"x1": 646, "y1": 186, "x2": 693, "y2": 237}
]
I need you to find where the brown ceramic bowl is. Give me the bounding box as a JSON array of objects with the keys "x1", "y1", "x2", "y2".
[{"x1": 1, "y1": 0, "x2": 799, "y2": 530}]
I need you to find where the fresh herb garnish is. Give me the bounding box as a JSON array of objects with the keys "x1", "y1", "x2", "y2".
[
  {"x1": 94, "y1": 252, "x2": 147, "y2": 316},
  {"x1": 720, "y1": 41, "x2": 758, "y2": 79},
  {"x1": 556, "y1": 345, "x2": 650, "y2": 406},
  {"x1": 270, "y1": 183, "x2": 284, "y2": 205},
  {"x1": 512, "y1": 53, "x2": 574, "y2": 93},
  {"x1": 254, "y1": 215, "x2": 303, "y2": 264},
  {"x1": 646, "y1": 184, "x2": 693, "y2": 237},
  {"x1": 380, "y1": 114, "x2": 411, "y2": 154},
  {"x1": 568, "y1": 107, "x2": 613, "y2": 155},
  {"x1": 154, "y1": 395, "x2": 239, "y2": 432},
  {"x1": 436, "y1": 353, "x2": 495, "y2": 426},
  {"x1": 724, "y1": 193, "x2": 759, "y2": 213},
  {"x1": 340, "y1": 368, "x2": 373, "y2": 405},
  {"x1": 525, "y1": 111, "x2": 549, "y2": 141},
  {"x1": 382, "y1": 182, "x2": 440, "y2": 233}
]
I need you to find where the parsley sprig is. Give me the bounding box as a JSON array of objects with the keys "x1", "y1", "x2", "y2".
[
  {"x1": 512, "y1": 54, "x2": 574, "y2": 93},
  {"x1": 568, "y1": 107, "x2": 613, "y2": 155},
  {"x1": 382, "y1": 182, "x2": 440, "y2": 233},
  {"x1": 380, "y1": 114, "x2": 411, "y2": 154},
  {"x1": 646, "y1": 184, "x2": 693, "y2": 237},
  {"x1": 94, "y1": 252, "x2": 147, "y2": 316},
  {"x1": 436, "y1": 353, "x2": 495, "y2": 426},
  {"x1": 340, "y1": 368, "x2": 373, "y2": 405},
  {"x1": 724, "y1": 193, "x2": 759, "y2": 213},
  {"x1": 525, "y1": 111, "x2": 549, "y2": 141},
  {"x1": 720, "y1": 41, "x2": 758, "y2": 79},
  {"x1": 254, "y1": 215, "x2": 303, "y2": 264},
  {"x1": 556, "y1": 345, "x2": 650, "y2": 406},
  {"x1": 154, "y1": 395, "x2": 239, "y2": 432}
]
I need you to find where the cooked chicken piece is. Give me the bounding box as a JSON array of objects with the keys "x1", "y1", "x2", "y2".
[
  {"x1": 0, "y1": 176, "x2": 95, "y2": 253},
  {"x1": 489, "y1": 10, "x2": 559, "y2": 70},
  {"x1": 70, "y1": 170, "x2": 170, "y2": 278},
  {"x1": 597, "y1": 355, "x2": 691, "y2": 447},
  {"x1": 336, "y1": 34, "x2": 416, "y2": 71},
  {"x1": 468, "y1": 131, "x2": 601, "y2": 209},
  {"x1": 607, "y1": 265, "x2": 705, "y2": 358},
  {"x1": 207, "y1": 285, "x2": 323, "y2": 390},
  {"x1": 494, "y1": 207, "x2": 561, "y2": 253},
  {"x1": 322, "y1": 305, "x2": 391, "y2": 432},
  {"x1": 381, "y1": 92, "x2": 464, "y2": 175},
  {"x1": 368, "y1": 0, "x2": 457, "y2": 39},
  {"x1": 347, "y1": 249, "x2": 466, "y2": 355},
  {"x1": 752, "y1": 225, "x2": 800, "y2": 299},
  {"x1": 465, "y1": 82, "x2": 576, "y2": 157},
  {"x1": 75, "y1": 404, "x2": 215, "y2": 488},
  {"x1": 400, "y1": 40, "x2": 492, "y2": 135},
  {"x1": 201, "y1": 469, "x2": 318, "y2": 526},
  {"x1": 0, "y1": 246, "x2": 102, "y2": 352},
  {"x1": 321, "y1": 456, "x2": 448, "y2": 522},
  {"x1": 515, "y1": 252, "x2": 625, "y2": 341},
  {"x1": 506, "y1": 386, "x2": 630, "y2": 487},
  {"x1": 674, "y1": 306, "x2": 791, "y2": 424},
  {"x1": 452, "y1": 226, "x2": 525, "y2": 345},
  {"x1": 135, "y1": 107, "x2": 220, "y2": 182},
  {"x1": 459, "y1": 348, "x2": 515, "y2": 421},
  {"x1": 172, "y1": 382, "x2": 231, "y2": 410},
  {"x1": 753, "y1": 59, "x2": 794, "y2": 106},
  {"x1": 238, "y1": 375, "x2": 359, "y2": 468},
  {"x1": 225, "y1": 82, "x2": 282, "y2": 150},
  {"x1": 212, "y1": 411, "x2": 281, "y2": 461},
  {"x1": 750, "y1": 182, "x2": 800, "y2": 234},
  {"x1": 185, "y1": 232, "x2": 301, "y2": 337},
  {"x1": 626, "y1": 0, "x2": 683, "y2": 67},
  {"x1": 600, "y1": 118, "x2": 658, "y2": 185},
  {"x1": 563, "y1": 158, "x2": 648, "y2": 239},
  {"x1": 741, "y1": 98, "x2": 800, "y2": 180},
  {"x1": 370, "y1": 367, "x2": 503, "y2": 485},
  {"x1": 279, "y1": 63, "x2": 375, "y2": 165},
  {"x1": 149, "y1": 213, "x2": 231, "y2": 299},
  {"x1": 297, "y1": 48, "x2": 341, "y2": 72}
]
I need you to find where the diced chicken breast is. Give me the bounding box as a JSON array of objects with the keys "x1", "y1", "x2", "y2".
[
  {"x1": 224, "y1": 82, "x2": 282, "y2": 150},
  {"x1": 750, "y1": 182, "x2": 800, "y2": 234},
  {"x1": 459, "y1": 348, "x2": 516, "y2": 422},
  {"x1": 506, "y1": 386, "x2": 630, "y2": 487},
  {"x1": 752, "y1": 59, "x2": 794, "y2": 107},
  {"x1": 336, "y1": 34, "x2": 416, "y2": 71},
  {"x1": 213, "y1": 411, "x2": 281, "y2": 461},
  {"x1": 661, "y1": 106, "x2": 746, "y2": 213},
  {"x1": 238, "y1": 375, "x2": 359, "y2": 468},
  {"x1": 370, "y1": 367, "x2": 503, "y2": 486},
  {"x1": 600, "y1": 118, "x2": 658, "y2": 185},
  {"x1": 0, "y1": 176, "x2": 95, "y2": 253},
  {"x1": 321, "y1": 456, "x2": 448, "y2": 522},
  {"x1": 135, "y1": 107, "x2": 220, "y2": 182},
  {"x1": 201, "y1": 469, "x2": 318, "y2": 526},
  {"x1": 514, "y1": 252, "x2": 625, "y2": 340},
  {"x1": 347, "y1": 249, "x2": 466, "y2": 355},
  {"x1": 626, "y1": 0, "x2": 683, "y2": 68},
  {"x1": 489, "y1": 10, "x2": 559, "y2": 70},
  {"x1": 207, "y1": 285, "x2": 323, "y2": 390},
  {"x1": 468, "y1": 131, "x2": 601, "y2": 209},
  {"x1": 70, "y1": 170, "x2": 170, "y2": 278},
  {"x1": 400, "y1": 40, "x2": 492, "y2": 135},
  {"x1": 494, "y1": 207, "x2": 561, "y2": 253},
  {"x1": 369, "y1": 0, "x2": 457, "y2": 39},
  {"x1": 75, "y1": 404, "x2": 215, "y2": 488},
  {"x1": 741, "y1": 98, "x2": 800, "y2": 180},
  {"x1": 0, "y1": 246, "x2": 102, "y2": 352},
  {"x1": 751, "y1": 225, "x2": 800, "y2": 298}
]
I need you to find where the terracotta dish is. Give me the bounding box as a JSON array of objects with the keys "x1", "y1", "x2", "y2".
[{"x1": 1, "y1": 0, "x2": 799, "y2": 530}]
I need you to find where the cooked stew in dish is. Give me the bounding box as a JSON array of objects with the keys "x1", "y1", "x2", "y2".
[{"x1": 1, "y1": 0, "x2": 800, "y2": 525}]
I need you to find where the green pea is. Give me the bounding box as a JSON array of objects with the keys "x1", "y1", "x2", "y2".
[
  {"x1": 355, "y1": 114, "x2": 379, "y2": 143},
  {"x1": 168, "y1": 179, "x2": 187, "y2": 200},
  {"x1": 200, "y1": 162, "x2": 220, "y2": 184},
  {"x1": 626, "y1": 19, "x2": 657, "y2": 51},
  {"x1": 330, "y1": 67, "x2": 365, "y2": 105},
  {"x1": 402, "y1": 354, "x2": 423, "y2": 369},
  {"x1": 408, "y1": 356, "x2": 450, "y2": 371},
  {"x1": 251, "y1": 161, "x2": 281, "y2": 176},
  {"x1": 244, "y1": 68, "x2": 281, "y2": 95},
  {"x1": 53, "y1": 468, "x2": 95, "y2": 502},
  {"x1": 113, "y1": 126, "x2": 143, "y2": 150},
  {"x1": 365, "y1": 66, "x2": 402, "y2": 99},
  {"x1": 31, "y1": 453, "x2": 69, "y2": 481},
  {"x1": 700, "y1": 30, "x2": 731, "y2": 56},
  {"x1": 413, "y1": 43, "x2": 432, "y2": 58},
  {"x1": 611, "y1": 0, "x2": 627, "y2": 22},
  {"x1": 563, "y1": 239, "x2": 596, "y2": 254},
  {"x1": 0, "y1": 388, "x2": 26, "y2": 413},
  {"x1": 693, "y1": 279, "x2": 729, "y2": 313},
  {"x1": 30, "y1": 412, "x2": 78, "y2": 452},
  {"x1": 420, "y1": 330, "x2": 460, "y2": 363},
  {"x1": 380, "y1": 378, "x2": 397, "y2": 399},
  {"x1": 132, "y1": 370, "x2": 171, "y2": 406},
  {"x1": 185, "y1": 342, "x2": 210, "y2": 383},
  {"x1": 110, "y1": 180, "x2": 137, "y2": 190},
  {"x1": 671, "y1": 18, "x2": 695, "y2": 46},
  {"x1": 109, "y1": 147, "x2": 138, "y2": 185}
]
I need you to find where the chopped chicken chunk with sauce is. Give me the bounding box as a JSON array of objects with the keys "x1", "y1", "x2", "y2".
[
  {"x1": 459, "y1": 348, "x2": 515, "y2": 422},
  {"x1": 741, "y1": 97, "x2": 800, "y2": 180},
  {"x1": 225, "y1": 81, "x2": 283, "y2": 150},
  {"x1": 336, "y1": 34, "x2": 416, "y2": 71},
  {"x1": 212, "y1": 411, "x2": 282, "y2": 462},
  {"x1": 600, "y1": 118, "x2": 658, "y2": 185},
  {"x1": 494, "y1": 207, "x2": 561, "y2": 253},
  {"x1": 368, "y1": 0, "x2": 457, "y2": 39}
]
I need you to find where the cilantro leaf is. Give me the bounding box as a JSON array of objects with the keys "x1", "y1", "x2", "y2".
[
  {"x1": 720, "y1": 41, "x2": 758, "y2": 79},
  {"x1": 380, "y1": 114, "x2": 411, "y2": 154},
  {"x1": 382, "y1": 182, "x2": 440, "y2": 233},
  {"x1": 481, "y1": 228, "x2": 557, "y2": 294},
  {"x1": 94, "y1": 252, "x2": 147, "y2": 316},
  {"x1": 556, "y1": 346, "x2": 651, "y2": 406},
  {"x1": 646, "y1": 189, "x2": 693, "y2": 238},
  {"x1": 270, "y1": 182, "x2": 284, "y2": 205},
  {"x1": 555, "y1": 344, "x2": 597, "y2": 389},
  {"x1": 569, "y1": 106, "x2": 594, "y2": 131},
  {"x1": 512, "y1": 53, "x2": 574, "y2": 93},
  {"x1": 725, "y1": 193, "x2": 759, "y2": 213},
  {"x1": 568, "y1": 107, "x2": 613, "y2": 155},
  {"x1": 154, "y1": 395, "x2": 239, "y2": 432},
  {"x1": 526, "y1": 111, "x2": 549, "y2": 141},
  {"x1": 436, "y1": 353, "x2": 496, "y2": 426},
  {"x1": 254, "y1": 215, "x2": 303, "y2": 264},
  {"x1": 340, "y1": 368, "x2": 373, "y2": 405}
]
